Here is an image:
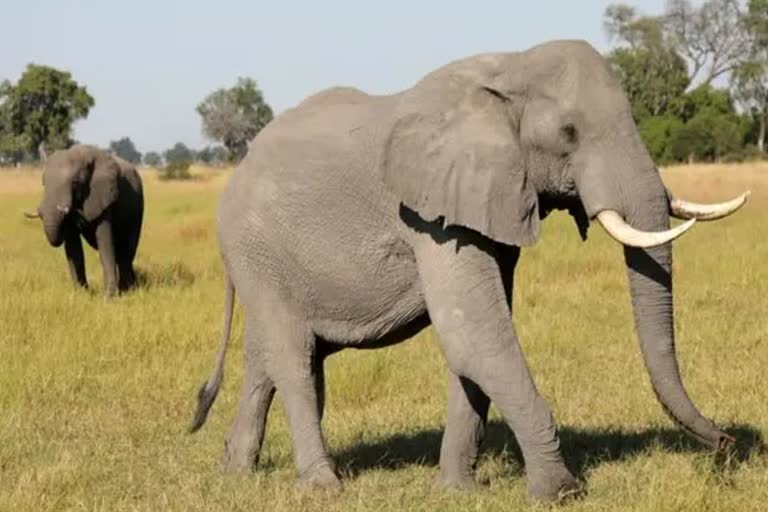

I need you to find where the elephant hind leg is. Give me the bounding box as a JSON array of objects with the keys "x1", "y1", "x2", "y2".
[
  {"x1": 115, "y1": 227, "x2": 140, "y2": 291},
  {"x1": 222, "y1": 323, "x2": 276, "y2": 472},
  {"x1": 249, "y1": 291, "x2": 339, "y2": 489},
  {"x1": 438, "y1": 373, "x2": 490, "y2": 489}
]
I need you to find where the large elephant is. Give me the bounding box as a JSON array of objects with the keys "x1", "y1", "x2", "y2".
[
  {"x1": 189, "y1": 40, "x2": 748, "y2": 501},
  {"x1": 25, "y1": 144, "x2": 144, "y2": 298}
]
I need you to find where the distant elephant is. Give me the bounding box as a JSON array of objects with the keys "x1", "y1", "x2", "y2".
[
  {"x1": 189, "y1": 40, "x2": 748, "y2": 501},
  {"x1": 25, "y1": 144, "x2": 144, "y2": 297}
]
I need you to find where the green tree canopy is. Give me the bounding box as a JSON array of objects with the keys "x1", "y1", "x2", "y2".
[
  {"x1": 196, "y1": 145, "x2": 229, "y2": 165},
  {"x1": 0, "y1": 64, "x2": 94, "y2": 163},
  {"x1": 109, "y1": 137, "x2": 142, "y2": 164},
  {"x1": 143, "y1": 151, "x2": 162, "y2": 167},
  {"x1": 604, "y1": 4, "x2": 690, "y2": 123},
  {"x1": 731, "y1": 0, "x2": 768, "y2": 150},
  {"x1": 196, "y1": 78, "x2": 273, "y2": 162},
  {"x1": 608, "y1": 46, "x2": 690, "y2": 122},
  {"x1": 163, "y1": 142, "x2": 194, "y2": 164}
]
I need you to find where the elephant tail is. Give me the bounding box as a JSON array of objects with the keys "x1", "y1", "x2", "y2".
[{"x1": 189, "y1": 273, "x2": 235, "y2": 433}]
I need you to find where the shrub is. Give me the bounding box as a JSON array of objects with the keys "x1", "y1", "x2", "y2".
[
  {"x1": 721, "y1": 144, "x2": 766, "y2": 163},
  {"x1": 667, "y1": 107, "x2": 748, "y2": 163},
  {"x1": 158, "y1": 160, "x2": 193, "y2": 181},
  {"x1": 639, "y1": 115, "x2": 683, "y2": 165}
]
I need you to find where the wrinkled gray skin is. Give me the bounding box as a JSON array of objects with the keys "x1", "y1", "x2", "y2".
[
  {"x1": 27, "y1": 145, "x2": 143, "y2": 298},
  {"x1": 190, "y1": 40, "x2": 734, "y2": 501}
]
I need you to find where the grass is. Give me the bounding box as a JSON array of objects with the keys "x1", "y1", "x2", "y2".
[{"x1": 1, "y1": 162, "x2": 767, "y2": 511}]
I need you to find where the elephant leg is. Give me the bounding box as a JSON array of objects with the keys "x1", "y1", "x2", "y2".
[
  {"x1": 117, "y1": 259, "x2": 136, "y2": 291},
  {"x1": 94, "y1": 218, "x2": 118, "y2": 298},
  {"x1": 438, "y1": 246, "x2": 518, "y2": 488},
  {"x1": 113, "y1": 224, "x2": 139, "y2": 292},
  {"x1": 255, "y1": 294, "x2": 339, "y2": 489},
  {"x1": 122, "y1": 218, "x2": 141, "y2": 290},
  {"x1": 413, "y1": 237, "x2": 578, "y2": 502},
  {"x1": 63, "y1": 228, "x2": 88, "y2": 288},
  {"x1": 313, "y1": 349, "x2": 326, "y2": 422},
  {"x1": 116, "y1": 246, "x2": 137, "y2": 291},
  {"x1": 438, "y1": 373, "x2": 490, "y2": 488},
  {"x1": 222, "y1": 321, "x2": 276, "y2": 472}
]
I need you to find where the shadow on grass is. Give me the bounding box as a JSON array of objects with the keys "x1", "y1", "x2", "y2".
[
  {"x1": 134, "y1": 261, "x2": 196, "y2": 290},
  {"x1": 334, "y1": 420, "x2": 765, "y2": 482}
]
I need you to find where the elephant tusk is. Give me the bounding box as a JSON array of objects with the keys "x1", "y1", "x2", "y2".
[
  {"x1": 56, "y1": 204, "x2": 70, "y2": 214},
  {"x1": 669, "y1": 190, "x2": 750, "y2": 221},
  {"x1": 23, "y1": 210, "x2": 41, "y2": 219},
  {"x1": 596, "y1": 210, "x2": 696, "y2": 248}
]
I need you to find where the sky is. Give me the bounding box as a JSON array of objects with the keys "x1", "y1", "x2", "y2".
[{"x1": 1, "y1": 0, "x2": 667, "y2": 154}]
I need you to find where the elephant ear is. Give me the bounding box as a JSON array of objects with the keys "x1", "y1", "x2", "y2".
[
  {"x1": 380, "y1": 83, "x2": 540, "y2": 247},
  {"x1": 82, "y1": 153, "x2": 120, "y2": 222}
]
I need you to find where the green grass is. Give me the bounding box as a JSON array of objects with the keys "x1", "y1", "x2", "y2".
[{"x1": 1, "y1": 164, "x2": 767, "y2": 511}]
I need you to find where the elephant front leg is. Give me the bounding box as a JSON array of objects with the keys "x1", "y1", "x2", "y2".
[
  {"x1": 438, "y1": 244, "x2": 517, "y2": 489},
  {"x1": 94, "y1": 218, "x2": 118, "y2": 298},
  {"x1": 414, "y1": 237, "x2": 580, "y2": 503},
  {"x1": 117, "y1": 258, "x2": 137, "y2": 291},
  {"x1": 438, "y1": 373, "x2": 490, "y2": 489},
  {"x1": 64, "y1": 228, "x2": 88, "y2": 288}
]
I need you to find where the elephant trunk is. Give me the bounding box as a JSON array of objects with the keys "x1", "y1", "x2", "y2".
[
  {"x1": 40, "y1": 202, "x2": 68, "y2": 247},
  {"x1": 622, "y1": 180, "x2": 733, "y2": 450}
]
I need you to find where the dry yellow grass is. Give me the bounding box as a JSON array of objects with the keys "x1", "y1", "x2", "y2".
[{"x1": 1, "y1": 162, "x2": 767, "y2": 511}]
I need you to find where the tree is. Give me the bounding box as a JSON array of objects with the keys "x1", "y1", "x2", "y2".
[
  {"x1": 606, "y1": 1, "x2": 749, "y2": 89},
  {"x1": 0, "y1": 64, "x2": 94, "y2": 163},
  {"x1": 732, "y1": 0, "x2": 768, "y2": 151},
  {"x1": 604, "y1": 4, "x2": 691, "y2": 124},
  {"x1": 109, "y1": 137, "x2": 142, "y2": 164},
  {"x1": 604, "y1": 2, "x2": 755, "y2": 163},
  {"x1": 143, "y1": 151, "x2": 162, "y2": 167},
  {"x1": 196, "y1": 77, "x2": 273, "y2": 162},
  {"x1": 638, "y1": 115, "x2": 684, "y2": 164},
  {"x1": 196, "y1": 145, "x2": 229, "y2": 165},
  {"x1": 210, "y1": 145, "x2": 229, "y2": 164},
  {"x1": 159, "y1": 143, "x2": 194, "y2": 180},
  {"x1": 608, "y1": 46, "x2": 690, "y2": 122},
  {"x1": 604, "y1": 3, "x2": 667, "y2": 49},
  {"x1": 668, "y1": 85, "x2": 748, "y2": 161},
  {"x1": 665, "y1": 0, "x2": 748, "y2": 87},
  {"x1": 163, "y1": 142, "x2": 194, "y2": 164}
]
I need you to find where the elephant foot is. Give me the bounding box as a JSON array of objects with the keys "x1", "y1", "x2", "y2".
[
  {"x1": 297, "y1": 461, "x2": 342, "y2": 491},
  {"x1": 434, "y1": 469, "x2": 479, "y2": 491},
  {"x1": 526, "y1": 462, "x2": 583, "y2": 504},
  {"x1": 220, "y1": 439, "x2": 259, "y2": 473}
]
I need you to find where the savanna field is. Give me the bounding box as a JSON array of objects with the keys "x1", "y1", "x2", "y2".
[{"x1": 1, "y1": 163, "x2": 767, "y2": 511}]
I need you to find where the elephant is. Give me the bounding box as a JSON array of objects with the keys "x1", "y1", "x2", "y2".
[
  {"x1": 188, "y1": 40, "x2": 749, "y2": 501},
  {"x1": 24, "y1": 144, "x2": 144, "y2": 298}
]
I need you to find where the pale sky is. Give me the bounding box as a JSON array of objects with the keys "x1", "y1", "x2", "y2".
[{"x1": 1, "y1": 0, "x2": 667, "y2": 154}]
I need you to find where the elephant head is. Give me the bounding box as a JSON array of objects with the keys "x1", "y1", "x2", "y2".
[
  {"x1": 381, "y1": 40, "x2": 747, "y2": 449},
  {"x1": 32, "y1": 145, "x2": 119, "y2": 247}
]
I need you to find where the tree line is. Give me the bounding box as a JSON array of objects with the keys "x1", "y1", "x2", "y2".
[
  {"x1": 604, "y1": 0, "x2": 768, "y2": 163},
  {"x1": 0, "y1": 70, "x2": 273, "y2": 168},
  {"x1": 3, "y1": 0, "x2": 768, "y2": 168}
]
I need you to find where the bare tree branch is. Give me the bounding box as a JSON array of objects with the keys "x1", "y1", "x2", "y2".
[{"x1": 665, "y1": 0, "x2": 748, "y2": 88}]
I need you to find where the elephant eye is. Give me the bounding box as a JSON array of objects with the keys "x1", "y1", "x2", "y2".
[{"x1": 560, "y1": 124, "x2": 578, "y2": 144}]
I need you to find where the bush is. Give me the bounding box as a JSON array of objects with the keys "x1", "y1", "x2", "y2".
[
  {"x1": 721, "y1": 144, "x2": 766, "y2": 163},
  {"x1": 639, "y1": 115, "x2": 683, "y2": 165},
  {"x1": 158, "y1": 160, "x2": 193, "y2": 180},
  {"x1": 666, "y1": 107, "x2": 748, "y2": 163}
]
